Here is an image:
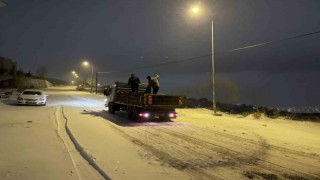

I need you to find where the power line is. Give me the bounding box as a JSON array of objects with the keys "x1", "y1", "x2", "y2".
[
  {"x1": 229, "y1": 30, "x2": 320, "y2": 52},
  {"x1": 99, "y1": 54, "x2": 212, "y2": 74},
  {"x1": 100, "y1": 30, "x2": 320, "y2": 74}
]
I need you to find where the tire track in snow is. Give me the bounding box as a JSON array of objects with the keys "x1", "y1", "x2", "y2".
[
  {"x1": 64, "y1": 95, "x2": 223, "y2": 179},
  {"x1": 96, "y1": 110, "x2": 319, "y2": 179},
  {"x1": 175, "y1": 125, "x2": 320, "y2": 176},
  {"x1": 188, "y1": 124, "x2": 320, "y2": 161},
  {"x1": 103, "y1": 119, "x2": 226, "y2": 180},
  {"x1": 84, "y1": 108, "x2": 298, "y2": 179},
  {"x1": 154, "y1": 126, "x2": 320, "y2": 180},
  {"x1": 54, "y1": 106, "x2": 108, "y2": 180}
]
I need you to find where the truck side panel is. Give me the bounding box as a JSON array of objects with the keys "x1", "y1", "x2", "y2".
[
  {"x1": 114, "y1": 82, "x2": 185, "y2": 108},
  {"x1": 114, "y1": 82, "x2": 146, "y2": 106},
  {"x1": 143, "y1": 94, "x2": 185, "y2": 107}
]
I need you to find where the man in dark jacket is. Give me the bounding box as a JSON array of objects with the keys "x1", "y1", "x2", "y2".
[
  {"x1": 128, "y1": 74, "x2": 140, "y2": 92},
  {"x1": 146, "y1": 75, "x2": 160, "y2": 94}
]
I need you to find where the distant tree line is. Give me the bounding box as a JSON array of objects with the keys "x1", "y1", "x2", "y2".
[
  {"x1": 14, "y1": 66, "x2": 47, "y2": 79},
  {"x1": 0, "y1": 65, "x2": 68, "y2": 88},
  {"x1": 16, "y1": 69, "x2": 33, "y2": 77}
]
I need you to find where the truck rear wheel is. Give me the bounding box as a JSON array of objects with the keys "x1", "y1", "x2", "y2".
[
  {"x1": 108, "y1": 103, "x2": 115, "y2": 113},
  {"x1": 128, "y1": 107, "x2": 139, "y2": 121},
  {"x1": 159, "y1": 116, "x2": 170, "y2": 122}
]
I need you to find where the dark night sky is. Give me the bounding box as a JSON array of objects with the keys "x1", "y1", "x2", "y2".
[{"x1": 1, "y1": 0, "x2": 320, "y2": 107}]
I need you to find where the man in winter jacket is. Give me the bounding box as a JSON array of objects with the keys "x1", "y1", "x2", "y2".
[
  {"x1": 146, "y1": 75, "x2": 160, "y2": 94},
  {"x1": 128, "y1": 74, "x2": 141, "y2": 92}
]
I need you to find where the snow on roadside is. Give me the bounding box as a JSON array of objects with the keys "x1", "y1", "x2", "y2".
[
  {"x1": 177, "y1": 108, "x2": 320, "y2": 154},
  {"x1": 0, "y1": 103, "x2": 78, "y2": 180}
]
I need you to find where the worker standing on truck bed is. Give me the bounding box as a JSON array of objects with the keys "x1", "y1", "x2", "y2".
[
  {"x1": 128, "y1": 74, "x2": 141, "y2": 92},
  {"x1": 146, "y1": 75, "x2": 160, "y2": 94}
]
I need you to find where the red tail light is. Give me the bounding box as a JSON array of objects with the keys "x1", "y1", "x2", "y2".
[
  {"x1": 139, "y1": 113, "x2": 150, "y2": 118},
  {"x1": 169, "y1": 113, "x2": 177, "y2": 118}
]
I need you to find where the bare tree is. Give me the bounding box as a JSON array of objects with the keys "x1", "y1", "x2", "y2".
[
  {"x1": 26, "y1": 71, "x2": 33, "y2": 77},
  {"x1": 36, "y1": 66, "x2": 47, "y2": 79},
  {"x1": 16, "y1": 69, "x2": 25, "y2": 76}
]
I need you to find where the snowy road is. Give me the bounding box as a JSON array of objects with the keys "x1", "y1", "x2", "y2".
[{"x1": 1, "y1": 87, "x2": 320, "y2": 180}]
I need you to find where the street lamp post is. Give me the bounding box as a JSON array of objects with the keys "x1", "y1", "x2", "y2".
[
  {"x1": 83, "y1": 61, "x2": 94, "y2": 93},
  {"x1": 211, "y1": 19, "x2": 217, "y2": 114},
  {"x1": 95, "y1": 71, "x2": 112, "y2": 94},
  {"x1": 192, "y1": 6, "x2": 219, "y2": 115},
  {"x1": 75, "y1": 76, "x2": 79, "y2": 86},
  {"x1": 90, "y1": 65, "x2": 93, "y2": 92},
  {"x1": 95, "y1": 72, "x2": 98, "y2": 94},
  {"x1": 72, "y1": 71, "x2": 79, "y2": 87}
]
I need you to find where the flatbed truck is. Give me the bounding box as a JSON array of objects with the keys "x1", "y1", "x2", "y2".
[{"x1": 104, "y1": 82, "x2": 185, "y2": 121}]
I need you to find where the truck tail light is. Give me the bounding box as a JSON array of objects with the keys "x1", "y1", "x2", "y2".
[
  {"x1": 169, "y1": 113, "x2": 178, "y2": 118},
  {"x1": 139, "y1": 113, "x2": 150, "y2": 118}
]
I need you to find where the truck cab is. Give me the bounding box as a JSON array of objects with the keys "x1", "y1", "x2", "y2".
[{"x1": 104, "y1": 85, "x2": 116, "y2": 106}]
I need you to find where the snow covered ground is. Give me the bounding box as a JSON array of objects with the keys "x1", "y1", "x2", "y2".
[{"x1": 1, "y1": 86, "x2": 320, "y2": 180}]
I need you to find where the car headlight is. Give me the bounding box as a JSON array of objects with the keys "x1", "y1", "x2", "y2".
[
  {"x1": 17, "y1": 97, "x2": 23, "y2": 100},
  {"x1": 40, "y1": 98, "x2": 45, "y2": 101}
]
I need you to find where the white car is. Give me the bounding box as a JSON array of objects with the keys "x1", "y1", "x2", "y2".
[
  {"x1": 17, "y1": 89, "x2": 47, "y2": 106},
  {"x1": 0, "y1": 91, "x2": 6, "y2": 98}
]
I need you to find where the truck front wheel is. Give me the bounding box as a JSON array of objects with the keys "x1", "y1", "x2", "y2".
[{"x1": 108, "y1": 103, "x2": 115, "y2": 113}]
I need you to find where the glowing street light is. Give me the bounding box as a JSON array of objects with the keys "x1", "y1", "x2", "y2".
[
  {"x1": 71, "y1": 71, "x2": 79, "y2": 86},
  {"x1": 82, "y1": 60, "x2": 94, "y2": 92},
  {"x1": 192, "y1": 7, "x2": 199, "y2": 13},
  {"x1": 82, "y1": 61, "x2": 89, "y2": 66},
  {"x1": 191, "y1": 5, "x2": 219, "y2": 115}
]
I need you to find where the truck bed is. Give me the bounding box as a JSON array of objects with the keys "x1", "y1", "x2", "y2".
[{"x1": 114, "y1": 82, "x2": 185, "y2": 108}]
